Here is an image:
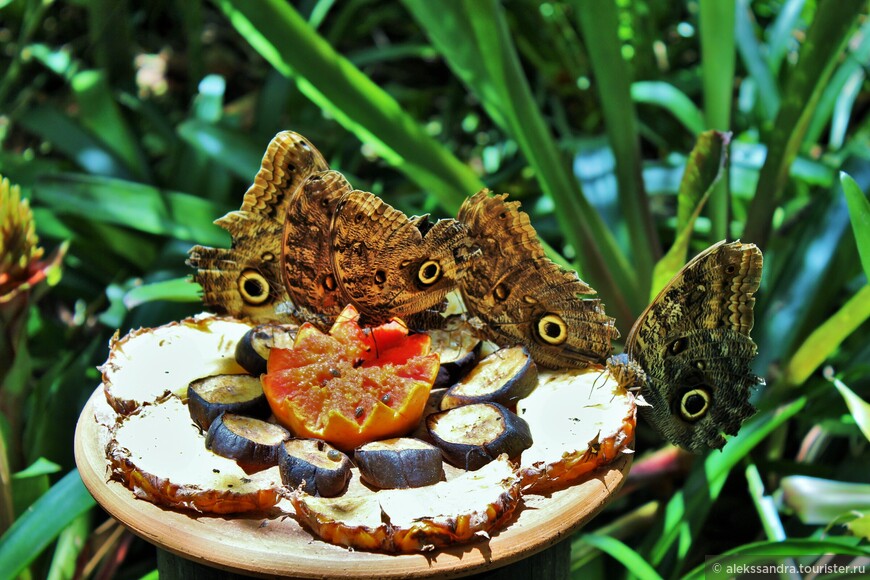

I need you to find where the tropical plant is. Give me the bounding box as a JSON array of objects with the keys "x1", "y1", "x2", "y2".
[{"x1": 0, "y1": 0, "x2": 867, "y2": 577}]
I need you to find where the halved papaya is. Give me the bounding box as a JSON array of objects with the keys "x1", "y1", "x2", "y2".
[{"x1": 262, "y1": 305, "x2": 440, "y2": 450}]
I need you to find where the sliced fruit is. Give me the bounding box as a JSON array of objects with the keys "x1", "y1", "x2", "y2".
[
  {"x1": 100, "y1": 315, "x2": 251, "y2": 414},
  {"x1": 516, "y1": 367, "x2": 636, "y2": 493},
  {"x1": 427, "y1": 403, "x2": 533, "y2": 470},
  {"x1": 290, "y1": 454, "x2": 520, "y2": 552},
  {"x1": 205, "y1": 413, "x2": 290, "y2": 469},
  {"x1": 440, "y1": 346, "x2": 537, "y2": 410},
  {"x1": 427, "y1": 316, "x2": 481, "y2": 387},
  {"x1": 262, "y1": 304, "x2": 439, "y2": 450},
  {"x1": 234, "y1": 323, "x2": 298, "y2": 375},
  {"x1": 354, "y1": 438, "x2": 444, "y2": 489},
  {"x1": 278, "y1": 438, "x2": 352, "y2": 497},
  {"x1": 187, "y1": 374, "x2": 269, "y2": 431},
  {"x1": 106, "y1": 396, "x2": 281, "y2": 514}
]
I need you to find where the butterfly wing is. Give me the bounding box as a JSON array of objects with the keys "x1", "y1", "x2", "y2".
[
  {"x1": 282, "y1": 170, "x2": 353, "y2": 328},
  {"x1": 188, "y1": 131, "x2": 328, "y2": 322},
  {"x1": 457, "y1": 190, "x2": 618, "y2": 368},
  {"x1": 625, "y1": 240, "x2": 763, "y2": 451},
  {"x1": 329, "y1": 190, "x2": 475, "y2": 323}
]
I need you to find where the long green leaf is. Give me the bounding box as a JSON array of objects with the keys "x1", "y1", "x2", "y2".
[
  {"x1": 574, "y1": 0, "x2": 659, "y2": 294},
  {"x1": 765, "y1": 0, "x2": 807, "y2": 73},
  {"x1": 842, "y1": 172, "x2": 870, "y2": 278},
  {"x1": 405, "y1": 0, "x2": 639, "y2": 326},
  {"x1": 32, "y1": 173, "x2": 230, "y2": 246},
  {"x1": 831, "y1": 376, "x2": 870, "y2": 443},
  {"x1": 650, "y1": 131, "x2": 729, "y2": 299},
  {"x1": 781, "y1": 285, "x2": 870, "y2": 387},
  {"x1": 71, "y1": 69, "x2": 150, "y2": 181},
  {"x1": 17, "y1": 106, "x2": 134, "y2": 180},
  {"x1": 0, "y1": 469, "x2": 96, "y2": 578},
  {"x1": 804, "y1": 21, "x2": 870, "y2": 148},
  {"x1": 579, "y1": 533, "x2": 663, "y2": 580},
  {"x1": 631, "y1": 82, "x2": 706, "y2": 136},
  {"x1": 744, "y1": 0, "x2": 866, "y2": 248},
  {"x1": 641, "y1": 397, "x2": 807, "y2": 569},
  {"x1": 177, "y1": 120, "x2": 264, "y2": 182},
  {"x1": 212, "y1": 0, "x2": 480, "y2": 213},
  {"x1": 734, "y1": 0, "x2": 779, "y2": 121},
  {"x1": 701, "y1": 0, "x2": 737, "y2": 242}
]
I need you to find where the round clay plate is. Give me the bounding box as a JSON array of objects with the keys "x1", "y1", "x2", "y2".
[{"x1": 75, "y1": 386, "x2": 631, "y2": 579}]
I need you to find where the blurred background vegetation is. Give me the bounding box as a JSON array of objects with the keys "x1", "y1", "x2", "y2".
[{"x1": 1, "y1": 0, "x2": 868, "y2": 578}]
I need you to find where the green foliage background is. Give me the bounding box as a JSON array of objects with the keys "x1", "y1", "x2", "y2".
[{"x1": 0, "y1": 0, "x2": 868, "y2": 577}]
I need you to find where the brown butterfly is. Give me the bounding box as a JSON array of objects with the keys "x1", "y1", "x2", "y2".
[
  {"x1": 608, "y1": 240, "x2": 763, "y2": 452},
  {"x1": 190, "y1": 131, "x2": 476, "y2": 328},
  {"x1": 457, "y1": 190, "x2": 619, "y2": 368},
  {"x1": 328, "y1": 190, "x2": 477, "y2": 325},
  {"x1": 188, "y1": 131, "x2": 328, "y2": 322}
]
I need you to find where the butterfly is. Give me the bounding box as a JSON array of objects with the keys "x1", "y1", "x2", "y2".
[
  {"x1": 607, "y1": 240, "x2": 763, "y2": 452},
  {"x1": 190, "y1": 131, "x2": 476, "y2": 328},
  {"x1": 188, "y1": 131, "x2": 328, "y2": 323},
  {"x1": 456, "y1": 190, "x2": 619, "y2": 368}
]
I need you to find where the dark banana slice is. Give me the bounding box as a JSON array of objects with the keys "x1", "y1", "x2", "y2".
[
  {"x1": 440, "y1": 346, "x2": 537, "y2": 410},
  {"x1": 354, "y1": 438, "x2": 444, "y2": 489},
  {"x1": 234, "y1": 323, "x2": 299, "y2": 375},
  {"x1": 279, "y1": 439, "x2": 352, "y2": 497},
  {"x1": 187, "y1": 374, "x2": 270, "y2": 431},
  {"x1": 427, "y1": 402, "x2": 533, "y2": 470},
  {"x1": 427, "y1": 317, "x2": 481, "y2": 387},
  {"x1": 205, "y1": 413, "x2": 290, "y2": 469}
]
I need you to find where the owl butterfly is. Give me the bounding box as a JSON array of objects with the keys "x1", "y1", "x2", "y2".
[
  {"x1": 607, "y1": 240, "x2": 763, "y2": 452},
  {"x1": 188, "y1": 131, "x2": 328, "y2": 322},
  {"x1": 457, "y1": 190, "x2": 619, "y2": 368},
  {"x1": 324, "y1": 188, "x2": 477, "y2": 326}
]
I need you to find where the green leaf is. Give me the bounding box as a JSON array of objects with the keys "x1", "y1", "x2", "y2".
[
  {"x1": 734, "y1": 0, "x2": 779, "y2": 120},
  {"x1": 177, "y1": 120, "x2": 263, "y2": 182},
  {"x1": 0, "y1": 469, "x2": 96, "y2": 578},
  {"x1": 781, "y1": 285, "x2": 870, "y2": 387},
  {"x1": 573, "y1": 0, "x2": 655, "y2": 305},
  {"x1": 123, "y1": 278, "x2": 202, "y2": 309},
  {"x1": 32, "y1": 173, "x2": 230, "y2": 246},
  {"x1": 630, "y1": 81, "x2": 706, "y2": 136},
  {"x1": 17, "y1": 106, "x2": 134, "y2": 179},
  {"x1": 579, "y1": 533, "x2": 663, "y2": 580},
  {"x1": 779, "y1": 475, "x2": 870, "y2": 524},
  {"x1": 650, "y1": 131, "x2": 729, "y2": 300},
  {"x1": 845, "y1": 511, "x2": 870, "y2": 540},
  {"x1": 213, "y1": 0, "x2": 480, "y2": 213},
  {"x1": 12, "y1": 458, "x2": 61, "y2": 480},
  {"x1": 744, "y1": 0, "x2": 866, "y2": 247},
  {"x1": 804, "y1": 21, "x2": 870, "y2": 148},
  {"x1": 701, "y1": 0, "x2": 737, "y2": 241},
  {"x1": 47, "y1": 512, "x2": 90, "y2": 580},
  {"x1": 842, "y1": 172, "x2": 870, "y2": 278},
  {"x1": 642, "y1": 397, "x2": 806, "y2": 568},
  {"x1": 406, "y1": 0, "x2": 640, "y2": 324},
  {"x1": 831, "y1": 377, "x2": 870, "y2": 443},
  {"x1": 71, "y1": 69, "x2": 150, "y2": 181}
]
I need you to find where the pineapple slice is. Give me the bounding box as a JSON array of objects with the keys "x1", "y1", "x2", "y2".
[
  {"x1": 107, "y1": 395, "x2": 281, "y2": 514},
  {"x1": 100, "y1": 314, "x2": 251, "y2": 414},
  {"x1": 291, "y1": 455, "x2": 520, "y2": 552},
  {"x1": 517, "y1": 367, "x2": 636, "y2": 493}
]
